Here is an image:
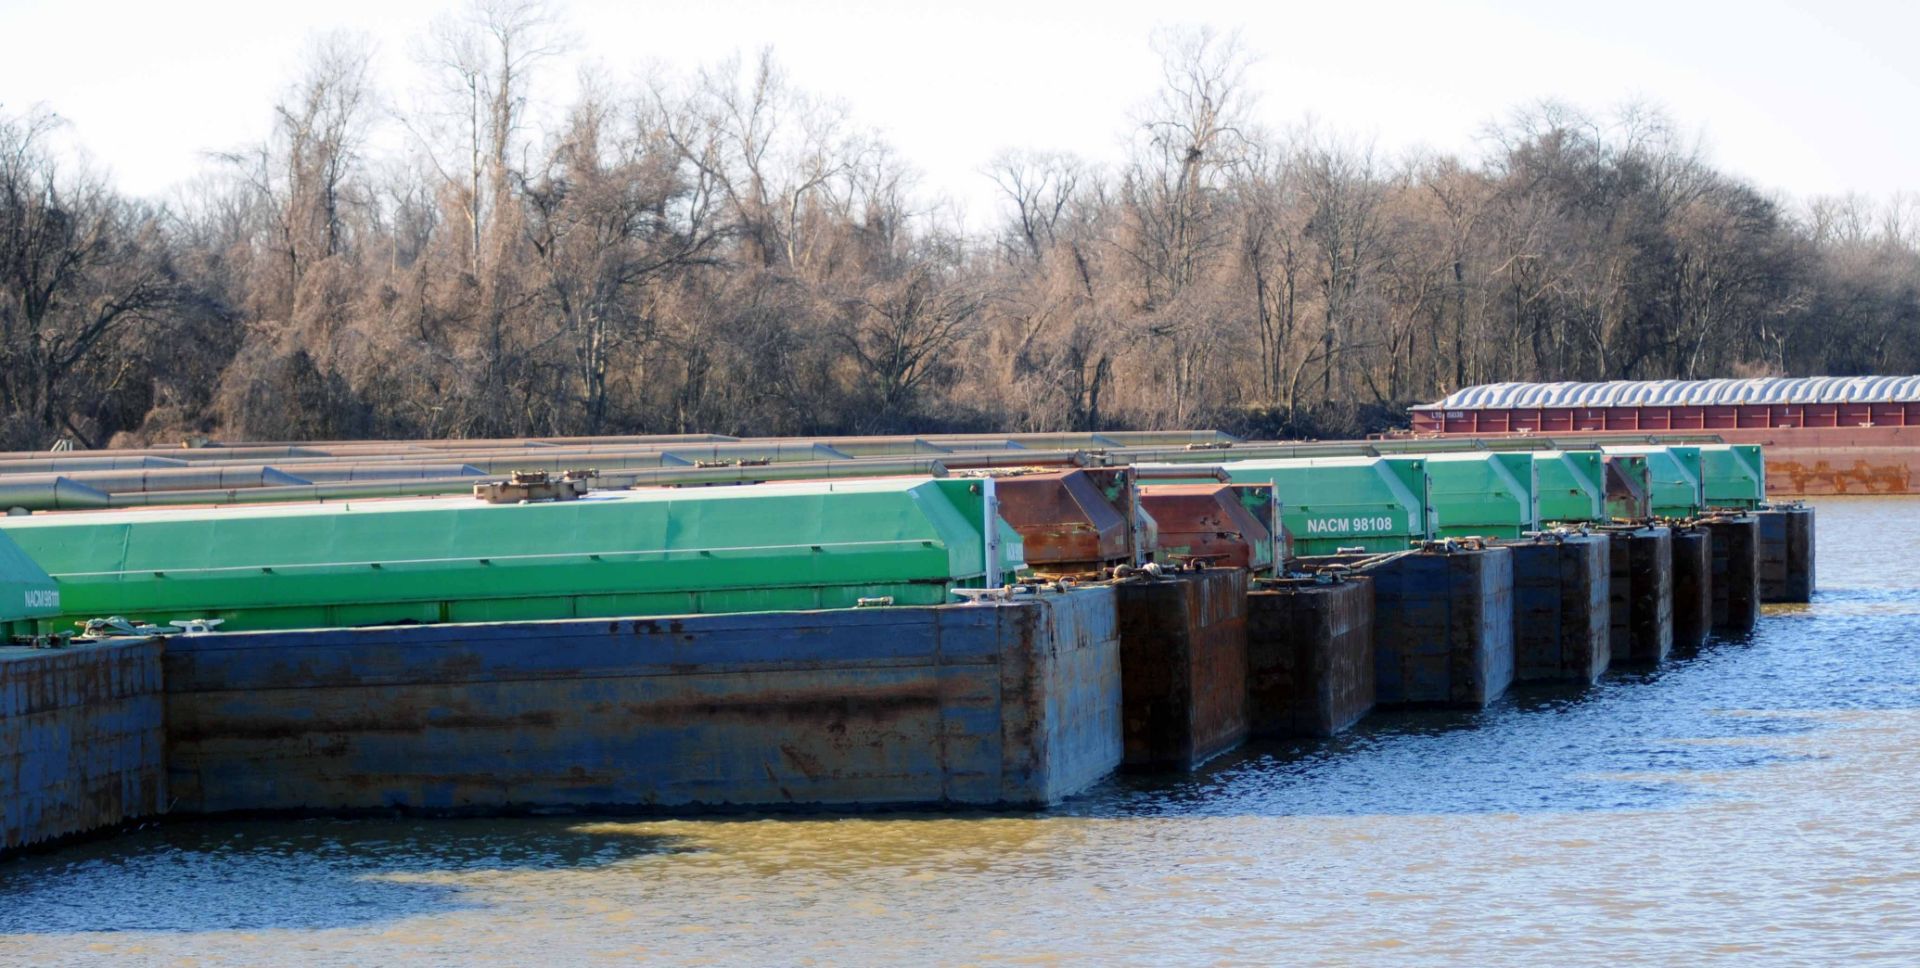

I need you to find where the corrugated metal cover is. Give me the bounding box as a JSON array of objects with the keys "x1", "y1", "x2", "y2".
[{"x1": 1416, "y1": 376, "x2": 1920, "y2": 410}]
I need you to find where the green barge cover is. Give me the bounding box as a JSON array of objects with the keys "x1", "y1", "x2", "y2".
[
  {"x1": 1531, "y1": 451, "x2": 1606, "y2": 524},
  {"x1": 1243, "y1": 445, "x2": 1586, "y2": 528},
  {"x1": 0, "y1": 478, "x2": 1026, "y2": 633},
  {"x1": 1698, "y1": 444, "x2": 1767, "y2": 509},
  {"x1": 1420, "y1": 453, "x2": 1540, "y2": 539},
  {"x1": 0, "y1": 530, "x2": 62, "y2": 636},
  {"x1": 1148, "y1": 457, "x2": 1434, "y2": 556},
  {"x1": 1601, "y1": 445, "x2": 1705, "y2": 518}
]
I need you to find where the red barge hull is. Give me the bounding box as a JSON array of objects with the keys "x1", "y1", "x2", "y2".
[{"x1": 1410, "y1": 405, "x2": 1920, "y2": 495}]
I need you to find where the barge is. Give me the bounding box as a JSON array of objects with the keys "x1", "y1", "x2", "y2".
[{"x1": 0, "y1": 425, "x2": 1828, "y2": 858}]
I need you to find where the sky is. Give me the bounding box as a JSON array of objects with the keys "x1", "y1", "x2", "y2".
[{"x1": 3, "y1": 0, "x2": 1917, "y2": 228}]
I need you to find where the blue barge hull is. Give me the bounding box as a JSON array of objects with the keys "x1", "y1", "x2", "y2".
[
  {"x1": 1, "y1": 640, "x2": 166, "y2": 853},
  {"x1": 162, "y1": 589, "x2": 1123, "y2": 815}
]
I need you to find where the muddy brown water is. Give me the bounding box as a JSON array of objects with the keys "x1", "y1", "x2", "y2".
[{"x1": 3, "y1": 497, "x2": 1917, "y2": 965}]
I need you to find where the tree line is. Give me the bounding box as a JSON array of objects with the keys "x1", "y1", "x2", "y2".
[{"x1": 4, "y1": 8, "x2": 1917, "y2": 450}]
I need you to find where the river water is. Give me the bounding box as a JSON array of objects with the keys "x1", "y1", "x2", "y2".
[{"x1": 3, "y1": 497, "x2": 1917, "y2": 965}]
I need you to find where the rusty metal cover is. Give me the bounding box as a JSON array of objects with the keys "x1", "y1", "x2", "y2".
[
  {"x1": 992, "y1": 469, "x2": 1131, "y2": 571},
  {"x1": 474, "y1": 470, "x2": 590, "y2": 504},
  {"x1": 1138, "y1": 484, "x2": 1275, "y2": 571},
  {"x1": 1603, "y1": 455, "x2": 1652, "y2": 519}
]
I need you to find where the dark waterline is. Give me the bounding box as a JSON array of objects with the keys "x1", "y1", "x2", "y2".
[{"x1": 4, "y1": 498, "x2": 1918, "y2": 965}]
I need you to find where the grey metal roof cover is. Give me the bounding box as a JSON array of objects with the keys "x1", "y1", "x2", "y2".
[{"x1": 1415, "y1": 377, "x2": 1920, "y2": 410}]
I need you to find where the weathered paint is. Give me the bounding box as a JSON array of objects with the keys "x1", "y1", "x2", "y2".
[
  {"x1": 1153, "y1": 457, "x2": 1431, "y2": 555},
  {"x1": 1702, "y1": 515, "x2": 1761, "y2": 632},
  {"x1": 1312, "y1": 547, "x2": 1515, "y2": 708},
  {"x1": 1604, "y1": 455, "x2": 1654, "y2": 520},
  {"x1": 1408, "y1": 415, "x2": 1908, "y2": 496},
  {"x1": 1601, "y1": 446, "x2": 1705, "y2": 518},
  {"x1": 1608, "y1": 527, "x2": 1674, "y2": 664},
  {"x1": 1137, "y1": 484, "x2": 1276, "y2": 571},
  {"x1": 1671, "y1": 527, "x2": 1712, "y2": 650},
  {"x1": 1507, "y1": 534, "x2": 1610, "y2": 683},
  {"x1": 1114, "y1": 570, "x2": 1250, "y2": 770},
  {"x1": 994, "y1": 469, "x2": 1133, "y2": 572},
  {"x1": 1736, "y1": 426, "x2": 1920, "y2": 494},
  {"x1": 1245, "y1": 579, "x2": 1376, "y2": 737},
  {"x1": 162, "y1": 592, "x2": 1123, "y2": 814},
  {"x1": 1757, "y1": 506, "x2": 1817, "y2": 603},
  {"x1": 1, "y1": 640, "x2": 166, "y2": 856}
]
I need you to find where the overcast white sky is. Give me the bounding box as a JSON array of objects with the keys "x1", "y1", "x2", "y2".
[{"x1": 3, "y1": 0, "x2": 1916, "y2": 226}]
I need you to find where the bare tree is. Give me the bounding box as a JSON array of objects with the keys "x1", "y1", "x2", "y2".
[
  {"x1": 988, "y1": 150, "x2": 1082, "y2": 263},
  {"x1": 660, "y1": 49, "x2": 861, "y2": 274},
  {"x1": 841, "y1": 261, "x2": 985, "y2": 424},
  {"x1": 1296, "y1": 136, "x2": 1385, "y2": 404},
  {"x1": 0, "y1": 109, "x2": 183, "y2": 445},
  {"x1": 521, "y1": 85, "x2": 723, "y2": 431},
  {"x1": 6, "y1": 18, "x2": 1913, "y2": 447},
  {"x1": 220, "y1": 32, "x2": 374, "y2": 320},
  {"x1": 1118, "y1": 26, "x2": 1255, "y2": 304}
]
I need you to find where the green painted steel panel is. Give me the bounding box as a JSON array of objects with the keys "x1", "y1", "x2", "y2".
[
  {"x1": 1147, "y1": 457, "x2": 1433, "y2": 556},
  {"x1": 1420, "y1": 453, "x2": 1541, "y2": 539},
  {"x1": 1531, "y1": 451, "x2": 1606, "y2": 524},
  {"x1": 1600, "y1": 446, "x2": 1705, "y2": 518},
  {"x1": 1698, "y1": 444, "x2": 1766, "y2": 509},
  {"x1": 0, "y1": 530, "x2": 61, "y2": 631},
  {"x1": 0, "y1": 478, "x2": 1026, "y2": 633}
]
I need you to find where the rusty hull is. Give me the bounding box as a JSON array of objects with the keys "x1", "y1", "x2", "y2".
[
  {"x1": 1420, "y1": 420, "x2": 1920, "y2": 495},
  {"x1": 1246, "y1": 579, "x2": 1376, "y2": 737},
  {"x1": 1508, "y1": 534, "x2": 1611, "y2": 683},
  {"x1": 1671, "y1": 527, "x2": 1712, "y2": 650},
  {"x1": 1757, "y1": 506, "x2": 1817, "y2": 603},
  {"x1": 162, "y1": 592, "x2": 1125, "y2": 815},
  {"x1": 1305, "y1": 547, "x2": 1516, "y2": 708},
  {"x1": 1698, "y1": 427, "x2": 1917, "y2": 496},
  {"x1": 1115, "y1": 569, "x2": 1250, "y2": 771},
  {"x1": 1607, "y1": 527, "x2": 1674, "y2": 664},
  {"x1": 2, "y1": 640, "x2": 166, "y2": 856},
  {"x1": 1702, "y1": 515, "x2": 1761, "y2": 632}
]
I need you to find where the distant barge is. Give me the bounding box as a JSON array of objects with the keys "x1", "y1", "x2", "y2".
[{"x1": 1412, "y1": 376, "x2": 1920, "y2": 494}]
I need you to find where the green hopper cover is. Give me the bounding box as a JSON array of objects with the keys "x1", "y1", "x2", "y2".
[
  {"x1": 1601, "y1": 446, "x2": 1704, "y2": 518},
  {"x1": 1147, "y1": 456, "x2": 1433, "y2": 555},
  {"x1": 0, "y1": 529, "x2": 62, "y2": 630},
  {"x1": 0, "y1": 477, "x2": 1025, "y2": 632},
  {"x1": 1698, "y1": 444, "x2": 1767, "y2": 509},
  {"x1": 1531, "y1": 450, "x2": 1607, "y2": 524},
  {"x1": 1419, "y1": 452, "x2": 1541, "y2": 539}
]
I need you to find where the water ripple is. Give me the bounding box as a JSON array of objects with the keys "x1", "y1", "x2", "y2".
[{"x1": 4, "y1": 497, "x2": 1918, "y2": 966}]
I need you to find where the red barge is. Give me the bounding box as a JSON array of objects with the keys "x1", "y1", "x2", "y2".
[{"x1": 1411, "y1": 377, "x2": 1920, "y2": 495}]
